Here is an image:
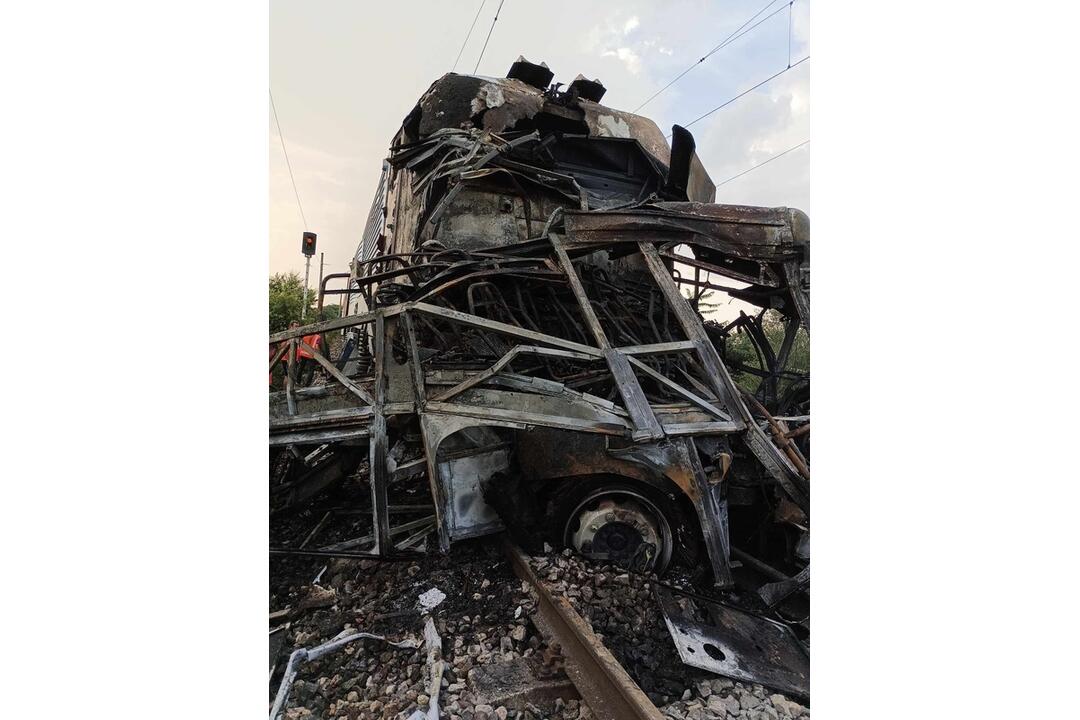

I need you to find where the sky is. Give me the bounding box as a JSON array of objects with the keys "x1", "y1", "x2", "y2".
[{"x1": 270, "y1": 0, "x2": 810, "y2": 298}]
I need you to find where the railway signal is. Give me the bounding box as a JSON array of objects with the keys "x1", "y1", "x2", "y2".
[
  {"x1": 301, "y1": 232, "x2": 316, "y2": 319},
  {"x1": 301, "y1": 231, "x2": 317, "y2": 256}
]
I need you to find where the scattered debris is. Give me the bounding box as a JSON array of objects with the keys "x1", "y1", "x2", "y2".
[
  {"x1": 418, "y1": 587, "x2": 447, "y2": 613},
  {"x1": 294, "y1": 584, "x2": 335, "y2": 612},
  {"x1": 655, "y1": 586, "x2": 809, "y2": 700},
  {"x1": 522, "y1": 547, "x2": 810, "y2": 718},
  {"x1": 407, "y1": 616, "x2": 445, "y2": 720},
  {"x1": 469, "y1": 655, "x2": 580, "y2": 713},
  {"x1": 758, "y1": 565, "x2": 810, "y2": 609},
  {"x1": 269, "y1": 535, "x2": 587, "y2": 719},
  {"x1": 269, "y1": 628, "x2": 421, "y2": 720}
]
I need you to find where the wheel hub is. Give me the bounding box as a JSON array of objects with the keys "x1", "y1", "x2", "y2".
[{"x1": 567, "y1": 496, "x2": 662, "y2": 567}]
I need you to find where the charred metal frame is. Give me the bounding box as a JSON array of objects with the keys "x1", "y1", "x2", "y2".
[
  {"x1": 269, "y1": 59, "x2": 809, "y2": 587},
  {"x1": 270, "y1": 210, "x2": 808, "y2": 583}
]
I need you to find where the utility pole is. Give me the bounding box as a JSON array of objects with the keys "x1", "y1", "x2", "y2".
[{"x1": 317, "y1": 251, "x2": 325, "y2": 315}]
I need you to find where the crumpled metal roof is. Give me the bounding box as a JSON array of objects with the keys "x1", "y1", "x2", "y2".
[{"x1": 404, "y1": 71, "x2": 674, "y2": 169}]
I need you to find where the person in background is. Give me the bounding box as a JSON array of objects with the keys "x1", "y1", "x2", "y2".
[
  {"x1": 296, "y1": 324, "x2": 326, "y2": 387},
  {"x1": 270, "y1": 321, "x2": 302, "y2": 389}
]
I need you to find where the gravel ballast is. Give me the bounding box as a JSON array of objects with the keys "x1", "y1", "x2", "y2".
[{"x1": 525, "y1": 549, "x2": 809, "y2": 720}]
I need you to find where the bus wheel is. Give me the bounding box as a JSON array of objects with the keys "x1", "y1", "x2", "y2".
[{"x1": 553, "y1": 480, "x2": 676, "y2": 573}]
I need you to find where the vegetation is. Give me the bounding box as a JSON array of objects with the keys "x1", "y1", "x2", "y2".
[
  {"x1": 269, "y1": 272, "x2": 340, "y2": 333},
  {"x1": 681, "y1": 286, "x2": 808, "y2": 395},
  {"x1": 722, "y1": 309, "x2": 809, "y2": 395}
]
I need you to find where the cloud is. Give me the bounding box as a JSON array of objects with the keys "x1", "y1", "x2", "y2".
[
  {"x1": 623, "y1": 16, "x2": 640, "y2": 35},
  {"x1": 692, "y1": 68, "x2": 811, "y2": 212},
  {"x1": 582, "y1": 25, "x2": 605, "y2": 53},
  {"x1": 603, "y1": 47, "x2": 642, "y2": 74}
]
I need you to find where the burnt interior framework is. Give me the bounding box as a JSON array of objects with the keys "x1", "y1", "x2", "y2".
[{"x1": 270, "y1": 59, "x2": 810, "y2": 607}]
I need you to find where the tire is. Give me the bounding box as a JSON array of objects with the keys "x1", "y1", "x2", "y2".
[{"x1": 548, "y1": 476, "x2": 700, "y2": 574}]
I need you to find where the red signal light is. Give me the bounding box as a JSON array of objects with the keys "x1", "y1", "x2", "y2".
[{"x1": 301, "y1": 232, "x2": 317, "y2": 257}]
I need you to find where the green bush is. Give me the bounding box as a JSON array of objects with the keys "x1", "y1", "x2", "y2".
[{"x1": 269, "y1": 272, "x2": 316, "y2": 333}]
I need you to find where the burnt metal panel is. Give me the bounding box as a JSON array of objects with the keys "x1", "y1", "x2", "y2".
[
  {"x1": 656, "y1": 586, "x2": 809, "y2": 701},
  {"x1": 578, "y1": 99, "x2": 671, "y2": 167}
]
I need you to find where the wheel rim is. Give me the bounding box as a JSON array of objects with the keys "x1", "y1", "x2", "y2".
[{"x1": 562, "y1": 487, "x2": 673, "y2": 572}]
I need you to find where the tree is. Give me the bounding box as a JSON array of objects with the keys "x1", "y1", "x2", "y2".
[
  {"x1": 269, "y1": 272, "x2": 316, "y2": 333},
  {"x1": 682, "y1": 286, "x2": 724, "y2": 315},
  {"x1": 318, "y1": 304, "x2": 341, "y2": 323}
]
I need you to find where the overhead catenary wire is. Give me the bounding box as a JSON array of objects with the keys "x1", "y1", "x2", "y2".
[
  {"x1": 673, "y1": 55, "x2": 809, "y2": 135},
  {"x1": 473, "y1": 0, "x2": 506, "y2": 74},
  {"x1": 633, "y1": 0, "x2": 787, "y2": 113},
  {"x1": 452, "y1": 0, "x2": 487, "y2": 73},
  {"x1": 714, "y1": 139, "x2": 809, "y2": 188},
  {"x1": 270, "y1": 88, "x2": 308, "y2": 231}
]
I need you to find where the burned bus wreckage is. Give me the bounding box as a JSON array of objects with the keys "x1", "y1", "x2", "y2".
[{"x1": 270, "y1": 58, "x2": 809, "y2": 691}]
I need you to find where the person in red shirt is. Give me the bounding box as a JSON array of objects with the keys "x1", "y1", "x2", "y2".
[
  {"x1": 270, "y1": 321, "x2": 302, "y2": 388},
  {"x1": 270, "y1": 320, "x2": 327, "y2": 387},
  {"x1": 296, "y1": 329, "x2": 324, "y2": 387}
]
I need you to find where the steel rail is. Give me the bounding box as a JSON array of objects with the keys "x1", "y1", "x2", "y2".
[{"x1": 503, "y1": 540, "x2": 664, "y2": 720}]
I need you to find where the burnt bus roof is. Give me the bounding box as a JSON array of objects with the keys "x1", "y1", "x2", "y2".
[
  {"x1": 396, "y1": 58, "x2": 715, "y2": 201},
  {"x1": 403, "y1": 71, "x2": 669, "y2": 159},
  {"x1": 397, "y1": 64, "x2": 716, "y2": 209}
]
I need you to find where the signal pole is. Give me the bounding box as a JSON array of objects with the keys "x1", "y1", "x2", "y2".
[{"x1": 301, "y1": 254, "x2": 312, "y2": 320}]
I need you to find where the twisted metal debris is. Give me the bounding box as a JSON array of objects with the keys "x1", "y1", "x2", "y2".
[{"x1": 270, "y1": 58, "x2": 809, "y2": 606}]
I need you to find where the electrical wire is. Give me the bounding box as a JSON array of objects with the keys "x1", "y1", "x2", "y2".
[
  {"x1": 270, "y1": 88, "x2": 308, "y2": 230},
  {"x1": 633, "y1": 0, "x2": 786, "y2": 113},
  {"x1": 714, "y1": 140, "x2": 809, "y2": 188},
  {"x1": 676, "y1": 55, "x2": 809, "y2": 133},
  {"x1": 452, "y1": 0, "x2": 487, "y2": 72},
  {"x1": 473, "y1": 0, "x2": 506, "y2": 74}
]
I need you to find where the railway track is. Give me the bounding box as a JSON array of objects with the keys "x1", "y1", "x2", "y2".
[
  {"x1": 269, "y1": 523, "x2": 808, "y2": 720},
  {"x1": 505, "y1": 540, "x2": 809, "y2": 720},
  {"x1": 504, "y1": 540, "x2": 664, "y2": 720}
]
